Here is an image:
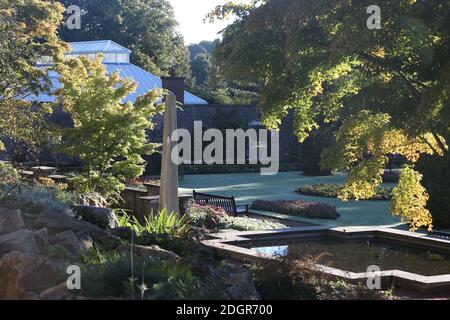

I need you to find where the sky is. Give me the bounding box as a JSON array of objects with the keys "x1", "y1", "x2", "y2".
[{"x1": 169, "y1": 0, "x2": 252, "y2": 44}]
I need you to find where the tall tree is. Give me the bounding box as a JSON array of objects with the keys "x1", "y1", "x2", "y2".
[
  {"x1": 58, "y1": 0, "x2": 191, "y2": 77},
  {"x1": 214, "y1": 0, "x2": 450, "y2": 230},
  {"x1": 0, "y1": 0, "x2": 66, "y2": 154},
  {"x1": 54, "y1": 55, "x2": 164, "y2": 199}
]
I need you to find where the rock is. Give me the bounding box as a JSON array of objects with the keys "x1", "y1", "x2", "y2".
[
  {"x1": 0, "y1": 251, "x2": 65, "y2": 299},
  {"x1": 119, "y1": 244, "x2": 180, "y2": 263},
  {"x1": 111, "y1": 226, "x2": 136, "y2": 241},
  {"x1": 75, "y1": 230, "x2": 93, "y2": 253},
  {"x1": 73, "y1": 205, "x2": 118, "y2": 229},
  {"x1": 34, "y1": 211, "x2": 110, "y2": 241},
  {"x1": 34, "y1": 228, "x2": 49, "y2": 250},
  {"x1": 53, "y1": 230, "x2": 92, "y2": 256},
  {"x1": 0, "y1": 208, "x2": 25, "y2": 234},
  {"x1": 0, "y1": 229, "x2": 39, "y2": 255},
  {"x1": 222, "y1": 264, "x2": 260, "y2": 300},
  {"x1": 39, "y1": 282, "x2": 71, "y2": 300}
]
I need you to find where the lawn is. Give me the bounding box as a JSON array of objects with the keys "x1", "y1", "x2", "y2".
[{"x1": 180, "y1": 171, "x2": 403, "y2": 228}]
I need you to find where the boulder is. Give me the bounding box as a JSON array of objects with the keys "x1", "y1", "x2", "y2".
[
  {"x1": 39, "y1": 282, "x2": 72, "y2": 300},
  {"x1": 0, "y1": 251, "x2": 65, "y2": 299},
  {"x1": 34, "y1": 211, "x2": 110, "y2": 241},
  {"x1": 73, "y1": 205, "x2": 118, "y2": 229},
  {"x1": 111, "y1": 226, "x2": 136, "y2": 241},
  {"x1": 222, "y1": 264, "x2": 260, "y2": 300},
  {"x1": 52, "y1": 230, "x2": 92, "y2": 256},
  {"x1": 0, "y1": 208, "x2": 25, "y2": 234},
  {"x1": 75, "y1": 230, "x2": 94, "y2": 253},
  {"x1": 119, "y1": 244, "x2": 180, "y2": 263},
  {"x1": 34, "y1": 228, "x2": 49, "y2": 250},
  {"x1": 0, "y1": 229, "x2": 39, "y2": 255}
]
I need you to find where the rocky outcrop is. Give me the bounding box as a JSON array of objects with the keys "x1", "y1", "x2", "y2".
[
  {"x1": 34, "y1": 228, "x2": 49, "y2": 250},
  {"x1": 0, "y1": 251, "x2": 65, "y2": 299},
  {"x1": 0, "y1": 208, "x2": 25, "y2": 234},
  {"x1": 34, "y1": 210, "x2": 110, "y2": 241},
  {"x1": 52, "y1": 230, "x2": 93, "y2": 256},
  {"x1": 0, "y1": 229, "x2": 40, "y2": 255},
  {"x1": 39, "y1": 282, "x2": 72, "y2": 300},
  {"x1": 73, "y1": 205, "x2": 118, "y2": 229},
  {"x1": 221, "y1": 264, "x2": 260, "y2": 300},
  {"x1": 119, "y1": 244, "x2": 180, "y2": 263}
]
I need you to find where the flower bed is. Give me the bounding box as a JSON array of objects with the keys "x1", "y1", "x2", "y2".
[
  {"x1": 250, "y1": 199, "x2": 340, "y2": 220},
  {"x1": 296, "y1": 183, "x2": 393, "y2": 200},
  {"x1": 186, "y1": 204, "x2": 286, "y2": 231}
]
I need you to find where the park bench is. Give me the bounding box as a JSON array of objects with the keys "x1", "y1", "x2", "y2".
[{"x1": 193, "y1": 190, "x2": 249, "y2": 216}]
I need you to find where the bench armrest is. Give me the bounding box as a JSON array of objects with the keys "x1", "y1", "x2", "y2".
[{"x1": 236, "y1": 204, "x2": 250, "y2": 214}]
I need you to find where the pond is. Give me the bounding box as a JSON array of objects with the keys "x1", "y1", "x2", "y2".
[{"x1": 244, "y1": 237, "x2": 450, "y2": 276}]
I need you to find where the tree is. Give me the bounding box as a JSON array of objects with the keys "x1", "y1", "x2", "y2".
[
  {"x1": 190, "y1": 53, "x2": 212, "y2": 87},
  {"x1": 213, "y1": 0, "x2": 450, "y2": 230},
  {"x1": 54, "y1": 55, "x2": 164, "y2": 200},
  {"x1": 0, "y1": 0, "x2": 66, "y2": 155},
  {"x1": 58, "y1": 0, "x2": 191, "y2": 78}
]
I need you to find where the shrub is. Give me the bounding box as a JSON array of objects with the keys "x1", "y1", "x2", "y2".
[
  {"x1": 186, "y1": 204, "x2": 228, "y2": 230},
  {"x1": 0, "y1": 162, "x2": 20, "y2": 185},
  {"x1": 251, "y1": 199, "x2": 340, "y2": 220},
  {"x1": 117, "y1": 210, "x2": 191, "y2": 246},
  {"x1": 80, "y1": 254, "x2": 200, "y2": 299},
  {"x1": 219, "y1": 216, "x2": 286, "y2": 231},
  {"x1": 186, "y1": 204, "x2": 286, "y2": 231},
  {"x1": 0, "y1": 184, "x2": 76, "y2": 216},
  {"x1": 297, "y1": 183, "x2": 393, "y2": 201}
]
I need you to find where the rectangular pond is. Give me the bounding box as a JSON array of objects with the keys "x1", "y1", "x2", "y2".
[{"x1": 243, "y1": 237, "x2": 450, "y2": 276}]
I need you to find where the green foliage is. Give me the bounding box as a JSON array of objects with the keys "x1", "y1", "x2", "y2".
[
  {"x1": 186, "y1": 204, "x2": 286, "y2": 231},
  {"x1": 248, "y1": 258, "x2": 318, "y2": 300},
  {"x1": 80, "y1": 254, "x2": 199, "y2": 299},
  {"x1": 214, "y1": 0, "x2": 450, "y2": 230},
  {"x1": 117, "y1": 210, "x2": 191, "y2": 244},
  {"x1": 0, "y1": 162, "x2": 20, "y2": 185},
  {"x1": 251, "y1": 199, "x2": 340, "y2": 220},
  {"x1": 0, "y1": 0, "x2": 66, "y2": 154},
  {"x1": 58, "y1": 0, "x2": 190, "y2": 78},
  {"x1": 416, "y1": 155, "x2": 450, "y2": 228},
  {"x1": 220, "y1": 216, "x2": 286, "y2": 231},
  {"x1": 297, "y1": 184, "x2": 393, "y2": 201},
  {"x1": 54, "y1": 56, "x2": 164, "y2": 199},
  {"x1": 391, "y1": 166, "x2": 433, "y2": 231},
  {"x1": 0, "y1": 184, "x2": 76, "y2": 216}
]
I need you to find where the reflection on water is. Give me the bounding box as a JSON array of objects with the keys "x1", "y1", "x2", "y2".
[{"x1": 249, "y1": 237, "x2": 450, "y2": 276}]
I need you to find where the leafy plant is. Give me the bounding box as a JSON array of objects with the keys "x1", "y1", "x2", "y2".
[
  {"x1": 212, "y1": 0, "x2": 450, "y2": 231},
  {"x1": 219, "y1": 216, "x2": 286, "y2": 231},
  {"x1": 251, "y1": 199, "x2": 340, "y2": 220},
  {"x1": 54, "y1": 55, "x2": 164, "y2": 201},
  {"x1": 80, "y1": 255, "x2": 199, "y2": 299},
  {"x1": 186, "y1": 204, "x2": 286, "y2": 231},
  {"x1": 0, "y1": 162, "x2": 20, "y2": 185},
  {"x1": 0, "y1": 184, "x2": 76, "y2": 216},
  {"x1": 297, "y1": 184, "x2": 393, "y2": 201},
  {"x1": 117, "y1": 209, "x2": 191, "y2": 244}
]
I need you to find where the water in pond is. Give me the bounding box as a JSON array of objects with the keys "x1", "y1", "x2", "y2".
[{"x1": 247, "y1": 237, "x2": 450, "y2": 276}]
